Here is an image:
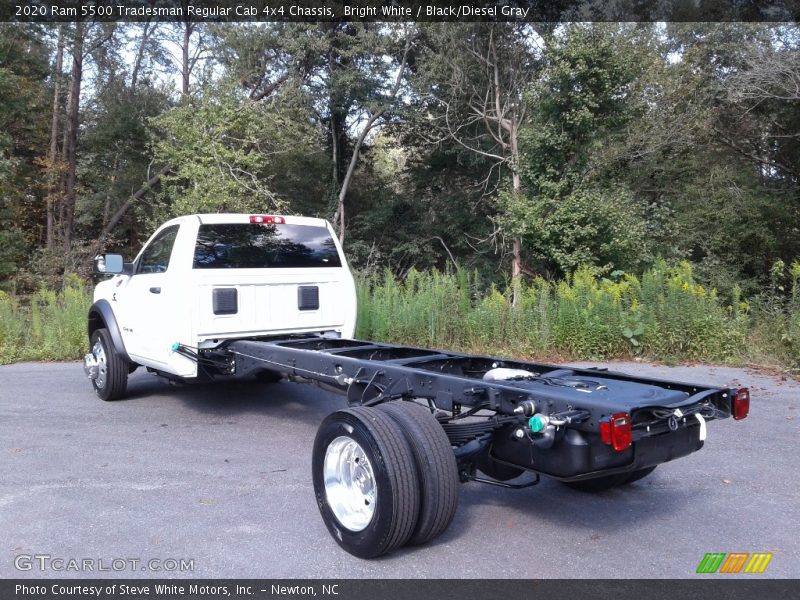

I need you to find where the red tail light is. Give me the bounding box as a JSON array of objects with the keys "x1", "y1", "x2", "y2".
[
  {"x1": 250, "y1": 215, "x2": 285, "y2": 224},
  {"x1": 733, "y1": 388, "x2": 750, "y2": 420},
  {"x1": 599, "y1": 412, "x2": 632, "y2": 452}
]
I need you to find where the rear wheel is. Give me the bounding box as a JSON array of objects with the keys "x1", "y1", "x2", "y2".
[
  {"x1": 377, "y1": 401, "x2": 459, "y2": 546},
  {"x1": 312, "y1": 406, "x2": 420, "y2": 558},
  {"x1": 87, "y1": 328, "x2": 128, "y2": 401}
]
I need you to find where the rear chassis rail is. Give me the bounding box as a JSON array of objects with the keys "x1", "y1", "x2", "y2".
[{"x1": 222, "y1": 334, "x2": 737, "y2": 483}]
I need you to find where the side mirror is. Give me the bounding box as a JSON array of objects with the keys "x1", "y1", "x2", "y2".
[{"x1": 94, "y1": 254, "x2": 124, "y2": 274}]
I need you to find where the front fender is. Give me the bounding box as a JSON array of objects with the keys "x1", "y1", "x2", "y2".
[{"x1": 87, "y1": 299, "x2": 130, "y2": 362}]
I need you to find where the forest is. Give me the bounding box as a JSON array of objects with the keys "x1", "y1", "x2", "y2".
[{"x1": 0, "y1": 21, "x2": 798, "y2": 368}]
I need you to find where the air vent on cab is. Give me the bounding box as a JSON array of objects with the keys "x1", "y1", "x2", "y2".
[
  {"x1": 213, "y1": 288, "x2": 238, "y2": 315},
  {"x1": 298, "y1": 286, "x2": 319, "y2": 311}
]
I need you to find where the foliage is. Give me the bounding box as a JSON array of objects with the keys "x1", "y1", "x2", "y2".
[
  {"x1": 0, "y1": 22, "x2": 798, "y2": 369},
  {"x1": 500, "y1": 186, "x2": 651, "y2": 274},
  {"x1": 356, "y1": 262, "x2": 756, "y2": 364},
  {"x1": 0, "y1": 24, "x2": 50, "y2": 277},
  {"x1": 150, "y1": 82, "x2": 327, "y2": 221},
  {"x1": 0, "y1": 274, "x2": 91, "y2": 363},
  {"x1": 498, "y1": 24, "x2": 656, "y2": 277}
]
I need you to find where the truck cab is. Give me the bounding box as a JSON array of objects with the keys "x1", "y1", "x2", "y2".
[{"x1": 86, "y1": 214, "x2": 356, "y2": 395}]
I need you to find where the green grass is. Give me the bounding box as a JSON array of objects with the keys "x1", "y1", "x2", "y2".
[
  {"x1": 2, "y1": 262, "x2": 799, "y2": 371},
  {"x1": 356, "y1": 262, "x2": 799, "y2": 371},
  {"x1": 0, "y1": 274, "x2": 92, "y2": 363}
]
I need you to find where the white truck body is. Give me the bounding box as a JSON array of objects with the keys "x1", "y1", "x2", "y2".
[{"x1": 92, "y1": 214, "x2": 357, "y2": 378}]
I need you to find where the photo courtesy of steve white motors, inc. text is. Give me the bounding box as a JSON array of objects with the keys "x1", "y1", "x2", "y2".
[{"x1": 14, "y1": 583, "x2": 341, "y2": 597}]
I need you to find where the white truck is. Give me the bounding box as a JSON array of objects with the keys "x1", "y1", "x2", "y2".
[
  {"x1": 85, "y1": 213, "x2": 357, "y2": 397},
  {"x1": 85, "y1": 213, "x2": 749, "y2": 558}
]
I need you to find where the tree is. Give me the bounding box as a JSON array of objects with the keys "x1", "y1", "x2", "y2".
[
  {"x1": 58, "y1": 22, "x2": 116, "y2": 253},
  {"x1": 507, "y1": 24, "x2": 655, "y2": 276},
  {"x1": 0, "y1": 24, "x2": 49, "y2": 279},
  {"x1": 216, "y1": 22, "x2": 415, "y2": 244},
  {"x1": 331, "y1": 25, "x2": 414, "y2": 244},
  {"x1": 150, "y1": 82, "x2": 326, "y2": 220},
  {"x1": 413, "y1": 23, "x2": 543, "y2": 287}
]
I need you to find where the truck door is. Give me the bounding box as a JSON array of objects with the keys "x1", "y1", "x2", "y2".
[{"x1": 120, "y1": 225, "x2": 182, "y2": 366}]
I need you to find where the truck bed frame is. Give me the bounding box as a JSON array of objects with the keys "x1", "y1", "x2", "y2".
[{"x1": 213, "y1": 334, "x2": 738, "y2": 483}]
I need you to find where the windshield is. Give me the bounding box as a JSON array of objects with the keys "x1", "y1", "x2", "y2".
[{"x1": 193, "y1": 223, "x2": 342, "y2": 269}]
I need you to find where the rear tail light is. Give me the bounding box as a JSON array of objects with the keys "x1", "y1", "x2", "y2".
[
  {"x1": 250, "y1": 215, "x2": 285, "y2": 224},
  {"x1": 599, "y1": 412, "x2": 632, "y2": 452},
  {"x1": 733, "y1": 388, "x2": 750, "y2": 420}
]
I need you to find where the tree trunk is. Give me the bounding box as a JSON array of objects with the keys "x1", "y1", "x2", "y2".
[
  {"x1": 332, "y1": 33, "x2": 412, "y2": 244},
  {"x1": 330, "y1": 112, "x2": 339, "y2": 188},
  {"x1": 101, "y1": 155, "x2": 119, "y2": 238},
  {"x1": 336, "y1": 110, "x2": 382, "y2": 245},
  {"x1": 58, "y1": 27, "x2": 74, "y2": 229},
  {"x1": 45, "y1": 25, "x2": 64, "y2": 251},
  {"x1": 510, "y1": 125, "x2": 522, "y2": 306},
  {"x1": 181, "y1": 22, "x2": 193, "y2": 100},
  {"x1": 100, "y1": 166, "x2": 171, "y2": 241},
  {"x1": 62, "y1": 21, "x2": 84, "y2": 254},
  {"x1": 130, "y1": 20, "x2": 153, "y2": 93}
]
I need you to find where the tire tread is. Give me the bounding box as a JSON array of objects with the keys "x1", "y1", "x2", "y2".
[
  {"x1": 92, "y1": 328, "x2": 128, "y2": 401},
  {"x1": 377, "y1": 401, "x2": 459, "y2": 546}
]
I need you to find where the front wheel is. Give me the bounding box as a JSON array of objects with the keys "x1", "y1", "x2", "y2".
[
  {"x1": 85, "y1": 328, "x2": 128, "y2": 401},
  {"x1": 312, "y1": 406, "x2": 420, "y2": 558}
]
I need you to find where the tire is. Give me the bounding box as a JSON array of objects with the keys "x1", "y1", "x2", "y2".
[
  {"x1": 561, "y1": 472, "x2": 631, "y2": 493},
  {"x1": 89, "y1": 328, "x2": 128, "y2": 401},
  {"x1": 254, "y1": 369, "x2": 282, "y2": 383},
  {"x1": 377, "y1": 401, "x2": 459, "y2": 546},
  {"x1": 312, "y1": 406, "x2": 420, "y2": 558},
  {"x1": 624, "y1": 466, "x2": 657, "y2": 485}
]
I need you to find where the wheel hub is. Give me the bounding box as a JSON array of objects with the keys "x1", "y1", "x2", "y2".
[
  {"x1": 84, "y1": 340, "x2": 107, "y2": 389},
  {"x1": 323, "y1": 436, "x2": 377, "y2": 531}
]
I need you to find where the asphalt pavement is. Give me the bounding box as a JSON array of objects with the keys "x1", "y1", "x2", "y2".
[{"x1": 1, "y1": 360, "x2": 797, "y2": 578}]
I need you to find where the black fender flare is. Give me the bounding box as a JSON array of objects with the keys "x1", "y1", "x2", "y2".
[{"x1": 87, "y1": 299, "x2": 131, "y2": 362}]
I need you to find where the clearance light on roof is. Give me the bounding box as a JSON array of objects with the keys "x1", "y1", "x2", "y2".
[
  {"x1": 250, "y1": 215, "x2": 285, "y2": 224},
  {"x1": 599, "y1": 412, "x2": 633, "y2": 452}
]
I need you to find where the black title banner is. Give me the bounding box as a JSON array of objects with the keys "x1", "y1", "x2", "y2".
[
  {"x1": 3, "y1": 579, "x2": 799, "y2": 600},
  {"x1": 2, "y1": 0, "x2": 799, "y2": 22}
]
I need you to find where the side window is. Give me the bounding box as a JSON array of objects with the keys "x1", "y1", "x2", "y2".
[{"x1": 137, "y1": 225, "x2": 179, "y2": 274}]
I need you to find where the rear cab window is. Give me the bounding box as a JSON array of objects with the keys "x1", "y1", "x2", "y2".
[{"x1": 193, "y1": 223, "x2": 342, "y2": 269}]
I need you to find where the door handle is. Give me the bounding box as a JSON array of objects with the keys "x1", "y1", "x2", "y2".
[{"x1": 149, "y1": 287, "x2": 161, "y2": 294}]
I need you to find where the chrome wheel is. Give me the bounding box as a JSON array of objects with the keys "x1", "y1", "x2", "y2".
[
  {"x1": 87, "y1": 328, "x2": 128, "y2": 401},
  {"x1": 91, "y1": 339, "x2": 107, "y2": 390},
  {"x1": 323, "y1": 436, "x2": 377, "y2": 531}
]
